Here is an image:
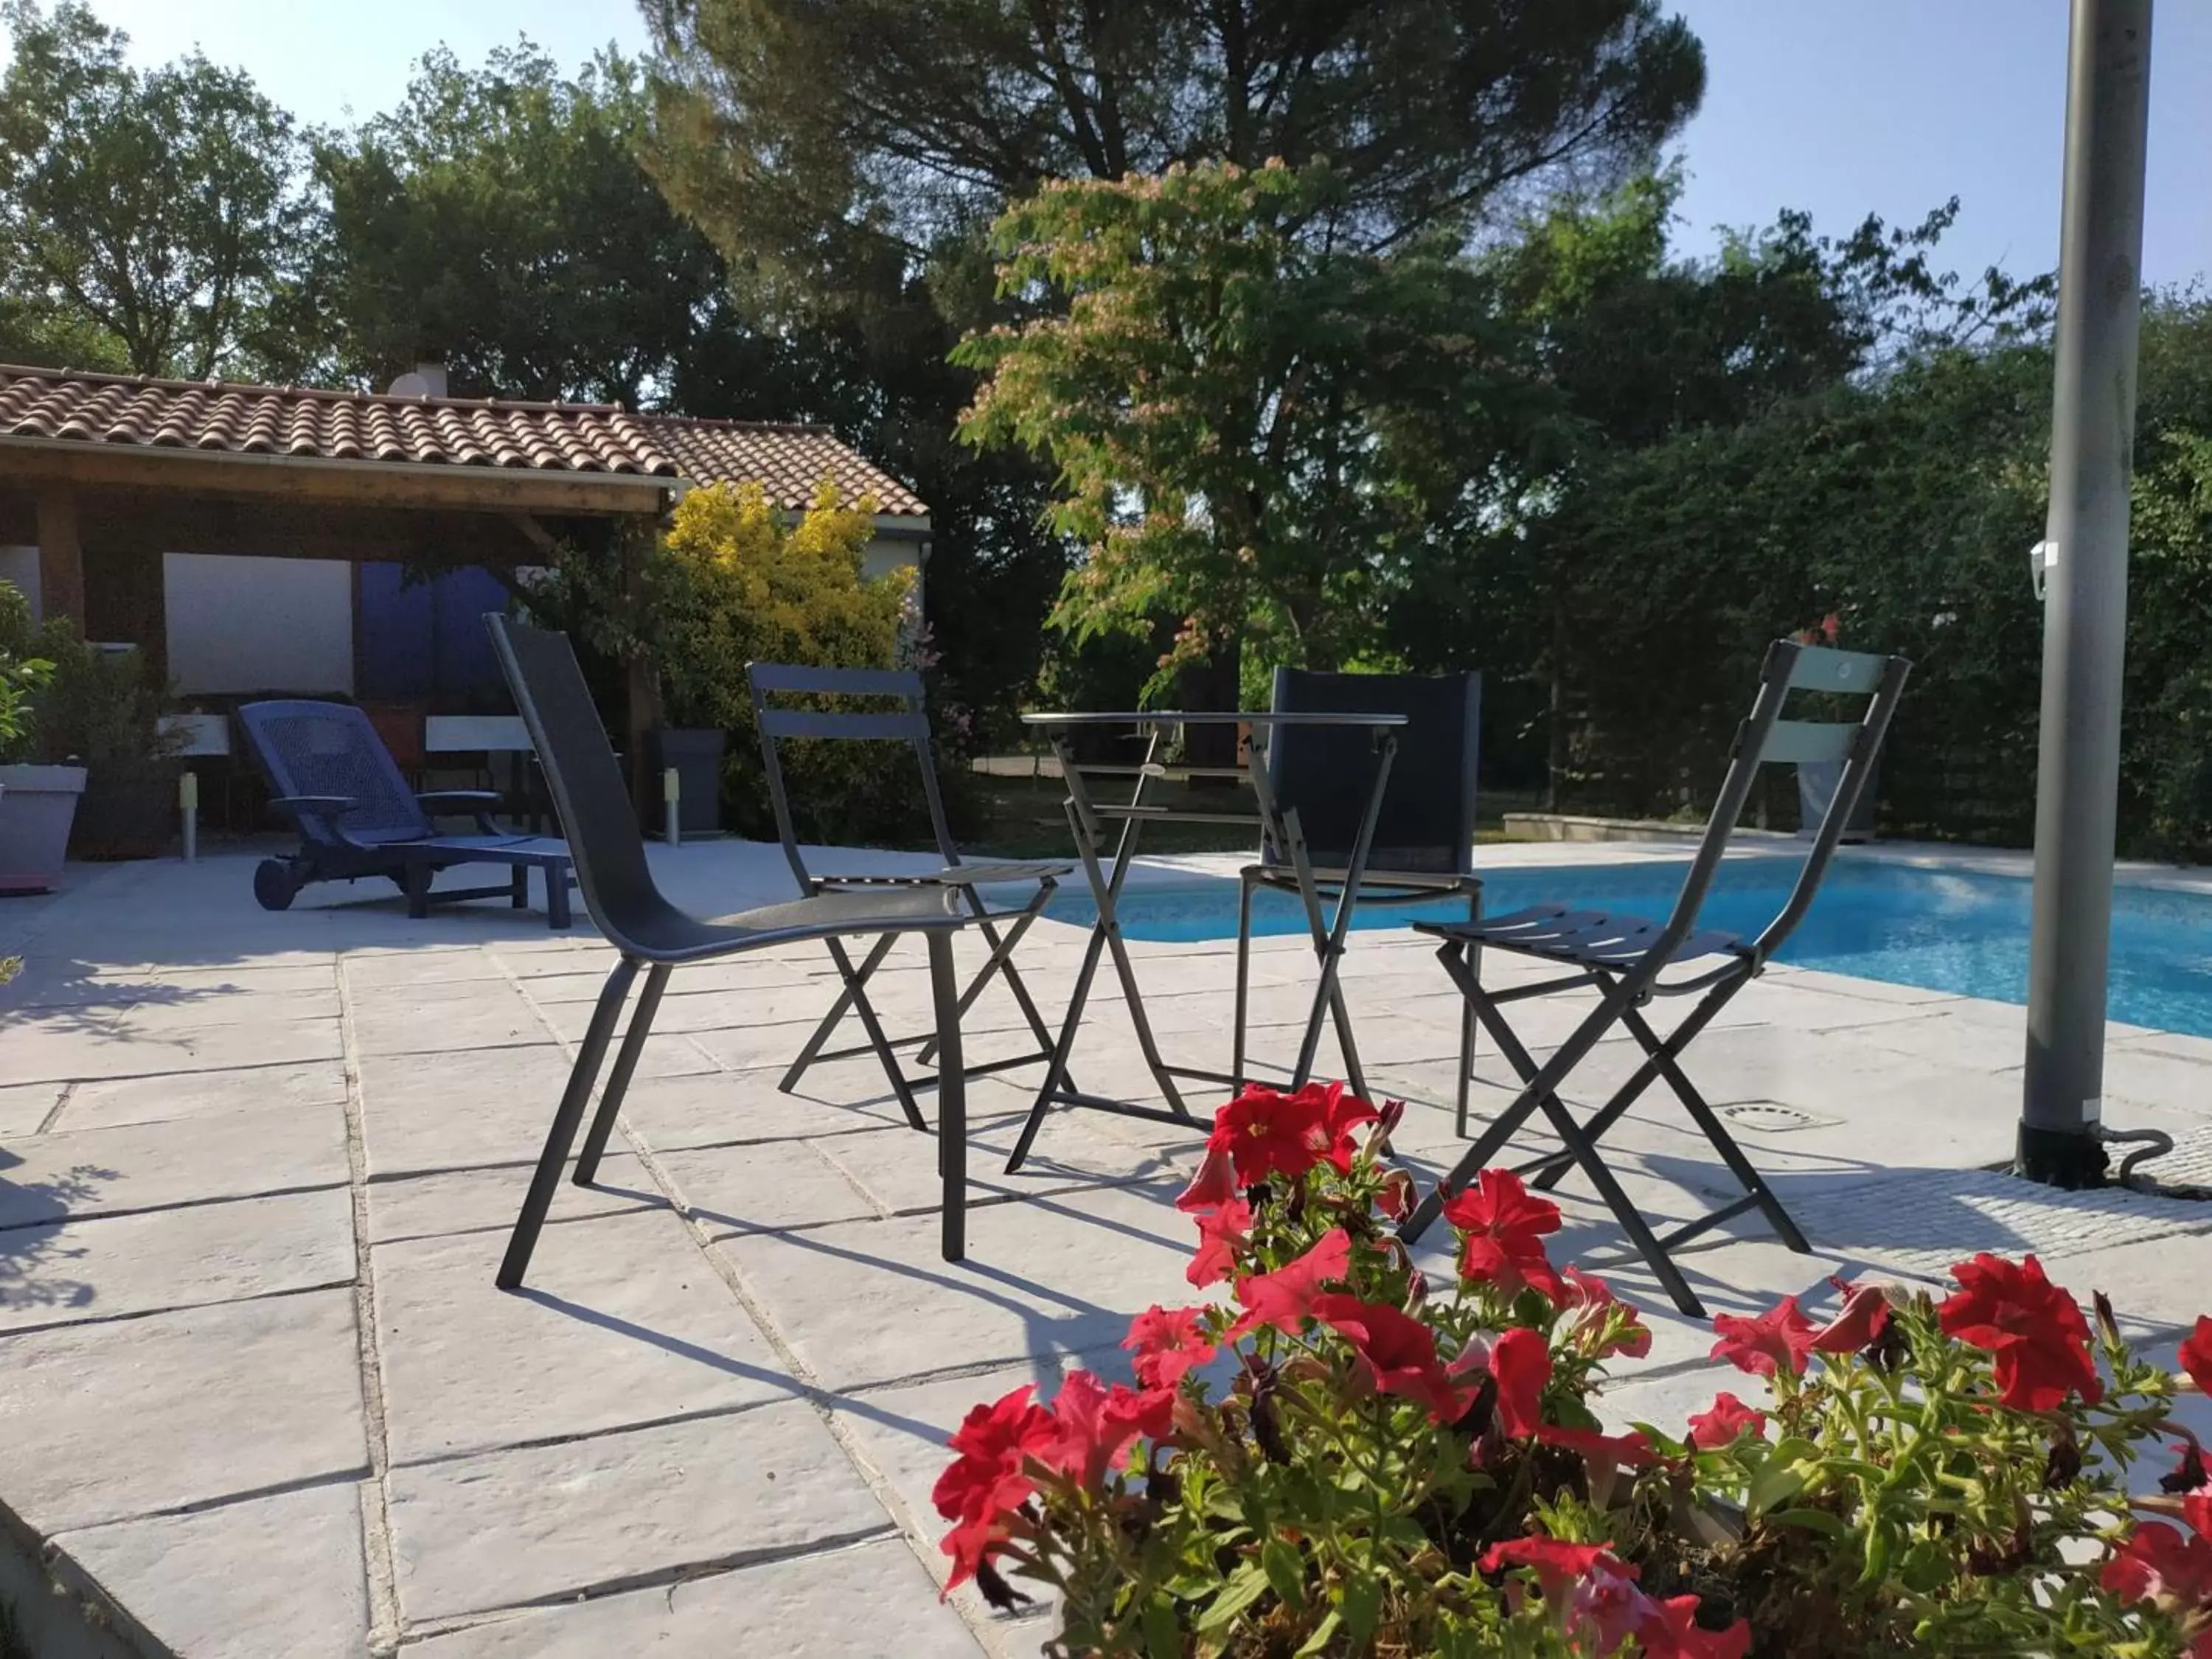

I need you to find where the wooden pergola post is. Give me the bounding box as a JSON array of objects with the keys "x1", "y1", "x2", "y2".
[{"x1": 35, "y1": 487, "x2": 84, "y2": 630}]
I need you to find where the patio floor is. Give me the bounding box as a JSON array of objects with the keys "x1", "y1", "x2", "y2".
[{"x1": 3, "y1": 838, "x2": 2210, "y2": 1658}]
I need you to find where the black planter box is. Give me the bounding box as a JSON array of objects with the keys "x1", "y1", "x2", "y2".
[{"x1": 650, "y1": 728, "x2": 727, "y2": 837}]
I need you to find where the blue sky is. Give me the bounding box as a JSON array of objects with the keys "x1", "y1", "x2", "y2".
[{"x1": 24, "y1": 0, "x2": 2212, "y2": 288}]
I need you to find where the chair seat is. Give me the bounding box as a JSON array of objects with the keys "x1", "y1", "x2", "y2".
[
  {"x1": 1416, "y1": 903, "x2": 1747, "y2": 971},
  {"x1": 818, "y1": 859, "x2": 1074, "y2": 888},
  {"x1": 1245, "y1": 863, "x2": 1475, "y2": 892},
  {"x1": 404, "y1": 834, "x2": 569, "y2": 865}
]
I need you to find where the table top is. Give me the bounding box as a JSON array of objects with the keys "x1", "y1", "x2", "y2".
[{"x1": 1020, "y1": 709, "x2": 1406, "y2": 728}]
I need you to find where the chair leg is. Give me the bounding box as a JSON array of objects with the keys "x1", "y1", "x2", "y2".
[
  {"x1": 1457, "y1": 891, "x2": 1481, "y2": 1138},
  {"x1": 497, "y1": 958, "x2": 639, "y2": 1290},
  {"x1": 547, "y1": 865, "x2": 573, "y2": 930},
  {"x1": 780, "y1": 934, "x2": 899, "y2": 1091},
  {"x1": 574, "y1": 962, "x2": 669, "y2": 1186},
  {"x1": 405, "y1": 863, "x2": 433, "y2": 920},
  {"x1": 1233, "y1": 870, "x2": 1256, "y2": 1091},
  {"x1": 511, "y1": 866, "x2": 529, "y2": 909},
  {"x1": 928, "y1": 930, "x2": 967, "y2": 1263}
]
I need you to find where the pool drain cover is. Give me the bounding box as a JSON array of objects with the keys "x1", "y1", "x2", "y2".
[{"x1": 1718, "y1": 1102, "x2": 1831, "y2": 1133}]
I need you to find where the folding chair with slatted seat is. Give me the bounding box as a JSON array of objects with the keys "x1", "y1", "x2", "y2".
[
  {"x1": 237, "y1": 698, "x2": 576, "y2": 928},
  {"x1": 484, "y1": 618, "x2": 978, "y2": 1287},
  {"x1": 747, "y1": 663, "x2": 1074, "y2": 1133},
  {"x1": 1399, "y1": 639, "x2": 1912, "y2": 1318},
  {"x1": 1234, "y1": 669, "x2": 1484, "y2": 1105}
]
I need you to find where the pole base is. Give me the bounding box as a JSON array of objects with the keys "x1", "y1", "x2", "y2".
[{"x1": 2015, "y1": 1123, "x2": 2111, "y2": 1189}]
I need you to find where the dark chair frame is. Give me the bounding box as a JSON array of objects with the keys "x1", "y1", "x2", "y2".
[
  {"x1": 236, "y1": 698, "x2": 575, "y2": 928},
  {"x1": 747, "y1": 663, "x2": 1073, "y2": 1131},
  {"x1": 1233, "y1": 669, "x2": 1484, "y2": 1105},
  {"x1": 484, "y1": 618, "x2": 979, "y2": 1287},
  {"x1": 1399, "y1": 640, "x2": 1912, "y2": 1317}
]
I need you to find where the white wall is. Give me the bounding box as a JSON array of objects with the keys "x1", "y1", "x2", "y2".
[
  {"x1": 0, "y1": 546, "x2": 38, "y2": 619},
  {"x1": 862, "y1": 536, "x2": 921, "y2": 585},
  {"x1": 164, "y1": 552, "x2": 354, "y2": 695}
]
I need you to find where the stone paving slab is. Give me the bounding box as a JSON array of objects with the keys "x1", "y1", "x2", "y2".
[
  {"x1": 52, "y1": 1058, "x2": 351, "y2": 1130},
  {"x1": 406, "y1": 1537, "x2": 982, "y2": 1658},
  {"x1": 2, "y1": 841, "x2": 2210, "y2": 1659},
  {"x1": 50, "y1": 1482, "x2": 373, "y2": 1659},
  {"x1": 372, "y1": 1207, "x2": 798, "y2": 1464},
  {"x1": 0, "y1": 1099, "x2": 349, "y2": 1226},
  {"x1": 386, "y1": 1402, "x2": 894, "y2": 1622},
  {"x1": 0, "y1": 1287, "x2": 366, "y2": 1533},
  {"x1": 0, "y1": 1186, "x2": 355, "y2": 1332},
  {"x1": 362, "y1": 1152, "x2": 662, "y2": 1245}
]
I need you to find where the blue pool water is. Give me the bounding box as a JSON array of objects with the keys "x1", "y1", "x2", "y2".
[{"x1": 1048, "y1": 859, "x2": 2212, "y2": 1037}]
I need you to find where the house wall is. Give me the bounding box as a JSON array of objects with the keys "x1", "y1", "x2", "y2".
[
  {"x1": 0, "y1": 546, "x2": 38, "y2": 617},
  {"x1": 862, "y1": 536, "x2": 921, "y2": 585},
  {"x1": 164, "y1": 552, "x2": 354, "y2": 695}
]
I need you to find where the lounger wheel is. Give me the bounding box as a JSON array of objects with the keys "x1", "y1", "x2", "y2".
[{"x1": 253, "y1": 858, "x2": 302, "y2": 911}]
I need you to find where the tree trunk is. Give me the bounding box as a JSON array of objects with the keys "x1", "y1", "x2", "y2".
[{"x1": 1179, "y1": 635, "x2": 1242, "y2": 788}]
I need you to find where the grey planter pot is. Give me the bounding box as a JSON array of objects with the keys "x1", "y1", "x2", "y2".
[
  {"x1": 1797, "y1": 758, "x2": 1878, "y2": 843},
  {"x1": 0, "y1": 763, "x2": 89, "y2": 893}
]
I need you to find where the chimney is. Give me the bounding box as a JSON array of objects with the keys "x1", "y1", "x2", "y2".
[{"x1": 386, "y1": 362, "x2": 451, "y2": 399}]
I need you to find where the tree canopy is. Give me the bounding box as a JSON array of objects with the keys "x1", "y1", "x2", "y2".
[{"x1": 0, "y1": 0, "x2": 322, "y2": 379}]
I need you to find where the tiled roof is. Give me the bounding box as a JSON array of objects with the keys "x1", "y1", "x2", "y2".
[
  {"x1": 638, "y1": 414, "x2": 928, "y2": 518},
  {"x1": 0, "y1": 365, "x2": 678, "y2": 477}
]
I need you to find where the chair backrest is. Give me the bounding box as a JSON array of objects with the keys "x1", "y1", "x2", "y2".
[
  {"x1": 1653, "y1": 639, "x2": 1913, "y2": 973},
  {"x1": 1263, "y1": 669, "x2": 1482, "y2": 877},
  {"x1": 485, "y1": 615, "x2": 669, "y2": 951},
  {"x1": 236, "y1": 700, "x2": 431, "y2": 846},
  {"x1": 745, "y1": 664, "x2": 956, "y2": 890}
]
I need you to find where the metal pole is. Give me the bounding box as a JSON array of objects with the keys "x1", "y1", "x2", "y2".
[
  {"x1": 661, "y1": 766, "x2": 681, "y2": 849},
  {"x1": 2020, "y1": 0, "x2": 2153, "y2": 1187}
]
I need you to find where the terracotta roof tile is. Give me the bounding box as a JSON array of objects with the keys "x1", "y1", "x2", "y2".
[
  {"x1": 0, "y1": 365, "x2": 680, "y2": 478},
  {"x1": 0, "y1": 366, "x2": 928, "y2": 517},
  {"x1": 637, "y1": 414, "x2": 928, "y2": 518}
]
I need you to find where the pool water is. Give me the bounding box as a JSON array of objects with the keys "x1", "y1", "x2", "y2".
[{"x1": 1047, "y1": 858, "x2": 2212, "y2": 1037}]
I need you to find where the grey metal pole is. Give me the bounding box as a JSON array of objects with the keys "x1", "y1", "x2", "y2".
[{"x1": 2020, "y1": 0, "x2": 2153, "y2": 1187}]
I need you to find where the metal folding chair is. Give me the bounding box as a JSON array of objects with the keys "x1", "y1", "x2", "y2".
[
  {"x1": 747, "y1": 664, "x2": 1073, "y2": 1133},
  {"x1": 484, "y1": 619, "x2": 976, "y2": 1287},
  {"x1": 1234, "y1": 669, "x2": 1483, "y2": 1105},
  {"x1": 1399, "y1": 639, "x2": 1912, "y2": 1317}
]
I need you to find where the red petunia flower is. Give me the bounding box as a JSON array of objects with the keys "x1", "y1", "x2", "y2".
[
  {"x1": 1686, "y1": 1391, "x2": 1769, "y2": 1450},
  {"x1": 1938, "y1": 1253, "x2": 2103, "y2": 1411},
  {"x1": 1310, "y1": 1292, "x2": 1475, "y2": 1424},
  {"x1": 1806, "y1": 1283, "x2": 1891, "y2": 1355},
  {"x1": 1489, "y1": 1325, "x2": 1553, "y2": 1436},
  {"x1": 1122, "y1": 1304, "x2": 1217, "y2": 1390},
  {"x1": 932, "y1": 1385, "x2": 1062, "y2": 1591},
  {"x1": 1037, "y1": 1369, "x2": 1175, "y2": 1488},
  {"x1": 1375, "y1": 1167, "x2": 1415, "y2": 1221},
  {"x1": 1186, "y1": 1197, "x2": 1253, "y2": 1288},
  {"x1": 1537, "y1": 1424, "x2": 1660, "y2": 1470},
  {"x1": 1442, "y1": 1168, "x2": 1567, "y2": 1302},
  {"x1": 1205, "y1": 1082, "x2": 1366, "y2": 1188},
  {"x1": 2180, "y1": 1316, "x2": 2212, "y2": 1396},
  {"x1": 2102, "y1": 1517, "x2": 2212, "y2": 1612},
  {"x1": 1175, "y1": 1144, "x2": 1240, "y2": 1213},
  {"x1": 1709, "y1": 1296, "x2": 1818, "y2": 1378},
  {"x1": 1480, "y1": 1535, "x2": 1632, "y2": 1599},
  {"x1": 1226, "y1": 1227, "x2": 1354, "y2": 1340},
  {"x1": 2188, "y1": 1492, "x2": 2212, "y2": 1541},
  {"x1": 1560, "y1": 1266, "x2": 1652, "y2": 1359},
  {"x1": 1633, "y1": 1593, "x2": 1755, "y2": 1659},
  {"x1": 1312, "y1": 1082, "x2": 1382, "y2": 1173}
]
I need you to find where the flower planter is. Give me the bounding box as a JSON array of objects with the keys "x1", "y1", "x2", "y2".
[
  {"x1": 649, "y1": 727, "x2": 726, "y2": 837},
  {"x1": 0, "y1": 763, "x2": 88, "y2": 893},
  {"x1": 72, "y1": 765, "x2": 180, "y2": 860}
]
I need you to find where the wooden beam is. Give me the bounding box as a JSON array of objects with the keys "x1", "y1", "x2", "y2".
[
  {"x1": 74, "y1": 494, "x2": 550, "y2": 567},
  {"x1": 0, "y1": 438, "x2": 671, "y2": 518},
  {"x1": 35, "y1": 487, "x2": 83, "y2": 629},
  {"x1": 505, "y1": 512, "x2": 557, "y2": 554}
]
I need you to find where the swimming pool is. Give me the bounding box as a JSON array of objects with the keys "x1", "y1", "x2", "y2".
[{"x1": 1046, "y1": 858, "x2": 2212, "y2": 1037}]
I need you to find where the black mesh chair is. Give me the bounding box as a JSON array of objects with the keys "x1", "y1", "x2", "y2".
[
  {"x1": 484, "y1": 618, "x2": 978, "y2": 1287},
  {"x1": 747, "y1": 663, "x2": 1073, "y2": 1132},
  {"x1": 1234, "y1": 669, "x2": 1483, "y2": 1104},
  {"x1": 1399, "y1": 640, "x2": 1911, "y2": 1318}
]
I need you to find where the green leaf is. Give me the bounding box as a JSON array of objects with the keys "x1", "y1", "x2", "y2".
[
  {"x1": 1762, "y1": 1506, "x2": 1848, "y2": 1537},
  {"x1": 1194, "y1": 1560, "x2": 1273, "y2": 1635},
  {"x1": 1340, "y1": 1574, "x2": 1382, "y2": 1645},
  {"x1": 1261, "y1": 1537, "x2": 1306, "y2": 1610},
  {"x1": 1293, "y1": 1610, "x2": 1343, "y2": 1657},
  {"x1": 1141, "y1": 1597, "x2": 1181, "y2": 1659}
]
